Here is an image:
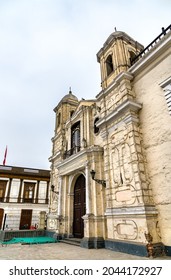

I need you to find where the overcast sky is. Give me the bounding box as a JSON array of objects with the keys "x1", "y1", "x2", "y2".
[{"x1": 0, "y1": 0, "x2": 170, "y2": 170}]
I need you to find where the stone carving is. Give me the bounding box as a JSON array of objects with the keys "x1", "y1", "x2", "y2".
[
  {"x1": 48, "y1": 218, "x2": 57, "y2": 230},
  {"x1": 115, "y1": 185, "x2": 136, "y2": 205},
  {"x1": 110, "y1": 146, "x2": 121, "y2": 185},
  {"x1": 110, "y1": 143, "x2": 133, "y2": 186},
  {"x1": 114, "y1": 219, "x2": 138, "y2": 240},
  {"x1": 51, "y1": 201, "x2": 58, "y2": 212},
  {"x1": 121, "y1": 142, "x2": 133, "y2": 183},
  {"x1": 51, "y1": 172, "x2": 59, "y2": 213},
  {"x1": 107, "y1": 98, "x2": 114, "y2": 113}
]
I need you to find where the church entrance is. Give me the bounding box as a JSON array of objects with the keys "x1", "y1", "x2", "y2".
[{"x1": 73, "y1": 175, "x2": 86, "y2": 238}]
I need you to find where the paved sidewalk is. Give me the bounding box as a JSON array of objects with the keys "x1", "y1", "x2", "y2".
[{"x1": 0, "y1": 242, "x2": 171, "y2": 260}]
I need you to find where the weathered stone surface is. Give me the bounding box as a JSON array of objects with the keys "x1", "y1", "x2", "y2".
[{"x1": 48, "y1": 27, "x2": 171, "y2": 255}]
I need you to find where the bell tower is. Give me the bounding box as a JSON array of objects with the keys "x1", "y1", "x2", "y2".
[
  {"x1": 47, "y1": 89, "x2": 79, "y2": 233},
  {"x1": 52, "y1": 89, "x2": 79, "y2": 160},
  {"x1": 97, "y1": 30, "x2": 143, "y2": 89},
  {"x1": 96, "y1": 30, "x2": 162, "y2": 256}
]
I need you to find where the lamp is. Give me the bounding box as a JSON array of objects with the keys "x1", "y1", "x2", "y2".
[
  {"x1": 90, "y1": 170, "x2": 106, "y2": 188},
  {"x1": 51, "y1": 185, "x2": 59, "y2": 194}
]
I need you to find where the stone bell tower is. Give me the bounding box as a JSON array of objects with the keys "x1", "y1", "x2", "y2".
[
  {"x1": 52, "y1": 89, "x2": 79, "y2": 162},
  {"x1": 97, "y1": 30, "x2": 143, "y2": 89},
  {"x1": 47, "y1": 90, "x2": 79, "y2": 231},
  {"x1": 96, "y1": 30, "x2": 163, "y2": 256}
]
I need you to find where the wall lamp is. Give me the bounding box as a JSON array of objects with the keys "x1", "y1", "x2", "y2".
[
  {"x1": 90, "y1": 170, "x2": 106, "y2": 188},
  {"x1": 51, "y1": 185, "x2": 59, "y2": 194}
]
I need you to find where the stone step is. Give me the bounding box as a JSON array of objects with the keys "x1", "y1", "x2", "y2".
[{"x1": 60, "y1": 238, "x2": 81, "y2": 247}]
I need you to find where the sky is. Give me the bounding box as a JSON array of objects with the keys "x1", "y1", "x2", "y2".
[{"x1": 0, "y1": 0, "x2": 170, "y2": 170}]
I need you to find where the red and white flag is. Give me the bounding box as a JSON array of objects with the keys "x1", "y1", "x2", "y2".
[{"x1": 3, "y1": 146, "x2": 7, "y2": 165}]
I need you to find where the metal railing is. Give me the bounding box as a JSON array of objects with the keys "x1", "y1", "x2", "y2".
[
  {"x1": 0, "y1": 229, "x2": 45, "y2": 242},
  {"x1": 131, "y1": 24, "x2": 171, "y2": 65},
  {"x1": 63, "y1": 146, "x2": 81, "y2": 159},
  {"x1": 0, "y1": 197, "x2": 49, "y2": 204}
]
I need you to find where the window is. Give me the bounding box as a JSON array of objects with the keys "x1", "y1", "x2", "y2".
[
  {"x1": 129, "y1": 50, "x2": 136, "y2": 65},
  {"x1": 57, "y1": 112, "x2": 61, "y2": 128},
  {"x1": 106, "y1": 54, "x2": 114, "y2": 76},
  {"x1": 0, "y1": 180, "x2": 7, "y2": 202},
  {"x1": 94, "y1": 117, "x2": 100, "y2": 134},
  {"x1": 71, "y1": 121, "x2": 81, "y2": 154},
  {"x1": 70, "y1": 110, "x2": 75, "y2": 118},
  {"x1": 160, "y1": 77, "x2": 171, "y2": 116},
  {"x1": 163, "y1": 85, "x2": 171, "y2": 115},
  {"x1": 63, "y1": 121, "x2": 81, "y2": 159},
  {"x1": 23, "y1": 182, "x2": 35, "y2": 203}
]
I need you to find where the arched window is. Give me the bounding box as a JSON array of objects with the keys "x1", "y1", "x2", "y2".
[
  {"x1": 57, "y1": 113, "x2": 61, "y2": 128},
  {"x1": 129, "y1": 51, "x2": 136, "y2": 65},
  {"x1": 70, "y1": 110, "x2": 75, "y2": 118},
  {"x1": 71, "y1": 121, "x2": 80, "y2": 154},
  {"x1": 94, "y1": 117, "x2": 100, "y2": 134},
  {"x1": 106, "y1": 54, "x2": 114, "y2": 76}
]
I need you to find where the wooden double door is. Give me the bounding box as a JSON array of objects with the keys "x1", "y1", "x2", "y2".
[
  {"x1": 73, "y1": 175, "x2": 86, "y2": 238},
  {"x1": 19, "y1": 209, "x2": 32, "y2": 229}
]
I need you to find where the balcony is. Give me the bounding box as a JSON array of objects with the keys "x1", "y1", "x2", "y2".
[{"x1": 63, "y1": 146, "x2": 81, "y2": 159}]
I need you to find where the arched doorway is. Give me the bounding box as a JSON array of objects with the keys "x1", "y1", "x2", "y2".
[
  {"x1": 73, "y1": 174, "x2": 86, "y2": 238},
  {"x1": 0, "y1": 208, "x2": 4, "y2": 230}
]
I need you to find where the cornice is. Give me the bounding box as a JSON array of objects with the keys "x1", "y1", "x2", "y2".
[
  {"x1": 96, "y1": 72, "x2": 133, "y2": 100},
  {"x1": 97, "y1": 99, "x2": 142, "y2": 128},
  {"x1": 105, "y1": 205, "x2": 158, "y2": 216},
  {"x1": 56, "y1": 146, "x2": 103, "y2": 174},
  {"x1": 129, "y1": 33, "x2": 171, "y2": 75}
]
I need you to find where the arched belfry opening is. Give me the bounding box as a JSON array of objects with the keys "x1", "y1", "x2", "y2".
[
  {"x1": 106, "y1": 54, "x2": 114, "y2": 76},
  {"x1": 73, "y1": 174, "x2": 86, "y2": 238}
]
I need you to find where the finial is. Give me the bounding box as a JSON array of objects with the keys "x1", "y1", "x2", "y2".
[
  {"x1": 69, "y1": 87, "x2": 72, "y2": 94},
  {"x1": 114, "y1": 27, "x2": 117, "y2": 32}
]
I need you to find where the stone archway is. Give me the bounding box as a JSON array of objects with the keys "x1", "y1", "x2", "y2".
[{"x1": 73, "y1": 174, "x2": 86, "y2": 238}]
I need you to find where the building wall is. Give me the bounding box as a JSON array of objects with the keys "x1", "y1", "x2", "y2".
[
  {"x1": 130, "y1": 47, "x2": 171, "y2": 246},
  {"x1": 0, "y1": 165, "x2": 50, "y2": 230}
]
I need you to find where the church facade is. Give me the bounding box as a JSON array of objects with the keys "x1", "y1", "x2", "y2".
[{"x1": 47, "y1": 25, "x2": 171, "y2": 256}]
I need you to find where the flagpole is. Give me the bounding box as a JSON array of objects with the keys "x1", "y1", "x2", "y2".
[{"x1": 3, "y1": 146, "x2": 7, "y2": 165}]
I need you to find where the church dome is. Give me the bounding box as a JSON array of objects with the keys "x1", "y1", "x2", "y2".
[
  {"x1": 97, "y1": 30, "x2": 143, "y2": 62},
  {"x1": 61, "y1": 89, "x2": 78, "y2": 102},
  {"x1": 54, "y1": 89, "x2": 78, "y2": 112}
]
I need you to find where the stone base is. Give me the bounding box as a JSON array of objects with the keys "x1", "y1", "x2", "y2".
[
  {"x1": 81, "y1": 237, "x2": 105, "y2": 249},
  {"x1": 165, "y1": 245, "x2": 171, "y2": 256},
  {"x1": 45, "y1": 230, "x2": 66, "y2": 241},
  {"x1": 151, "y1": 242, "x2": 165, "y2": 257},
  {"x1": 105, "y1": 239, "x2": 148, "y2": 257}
]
